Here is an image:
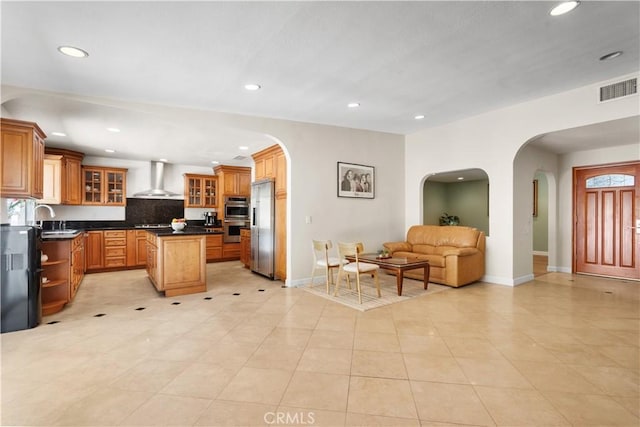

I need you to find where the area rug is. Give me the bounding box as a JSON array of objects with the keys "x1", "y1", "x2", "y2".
[{"x1": 302, "y1": 274, "x2": 450, "y2": 311}]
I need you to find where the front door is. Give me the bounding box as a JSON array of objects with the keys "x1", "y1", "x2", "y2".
[{"x1": 574, "y1": 161, "x2": 639, "y2": 280}]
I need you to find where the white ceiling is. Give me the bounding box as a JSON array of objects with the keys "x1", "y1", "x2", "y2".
[{"x1": 1, "y1": 1, "x2": 639, "y2": 168}]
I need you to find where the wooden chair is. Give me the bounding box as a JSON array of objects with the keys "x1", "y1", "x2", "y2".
[
  {"x1": 335, "y1": 242, "x2": 381, "y2": 304},
  {"x1": 310, "y1": 240, "x2": 346, "y2": 293}
]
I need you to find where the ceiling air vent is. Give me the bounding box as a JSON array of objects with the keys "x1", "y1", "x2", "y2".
[
  {"x1": 233, "y1": 155, "x2": 248, "y2": 161},
  {"x1": 599, "y1": 78, "x2": 637, "y2": 102}
]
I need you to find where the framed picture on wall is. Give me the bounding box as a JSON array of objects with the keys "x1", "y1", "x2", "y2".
[{"x1": 337, "y1": 162, "x2": 375, "y2": 199}]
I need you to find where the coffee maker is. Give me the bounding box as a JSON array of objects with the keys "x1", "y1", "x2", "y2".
[{"x1": 204, "y1": 210, "x2": 218, "y2": 227}]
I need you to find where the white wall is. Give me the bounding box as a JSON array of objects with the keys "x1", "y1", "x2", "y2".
[{"x1": 406, "y1": 73, "x2": 639, "y2": 285}]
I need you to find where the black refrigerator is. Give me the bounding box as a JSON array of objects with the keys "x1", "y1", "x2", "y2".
[
  {"x1": 1, "y1": 225, "x2": 42, "y2": 333},
  {"x1": 250, "y1": 179, "x2": 275, "y2": 279}
]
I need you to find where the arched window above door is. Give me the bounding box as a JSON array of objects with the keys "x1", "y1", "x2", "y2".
[{"x1": 586, "y1": 174, "x2": 634, "y2": 188}]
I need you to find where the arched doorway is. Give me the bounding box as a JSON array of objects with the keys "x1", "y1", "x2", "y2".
[{"x1": 422, "y1": 168, "x2": 489, "y2": 236}]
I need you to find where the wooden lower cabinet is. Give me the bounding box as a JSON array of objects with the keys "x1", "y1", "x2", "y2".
[
  {"x1": 240, "y1": 228, "x2": 250, "y2": 268},
  {"x1": 70, "y1": 235, "x2": 85, "y2": 300},
  {"x1": 41, "y1": 235, "x2": 85, "y2": 315},
  {"x1": 84, "y1": 231, "x2": 103, "y2": 271},
  {"x1": 126, "y1": 229, "x2": 147, "y2": 267},
  {"x1": 103, "y1": 230, "x2": 127, "y2": 268},
  {"x1": 146, "y1": 232, "x2": 206, "y2": 297},
  {"x1": 86, "y1": 229, "x2": 146, "y2": 272},
  {"x1": 206, "y1": 234, "x2": 223, "y2": 261},
  {"x1": 222, "y1": 242, "x2": 241, "y2": 259}
]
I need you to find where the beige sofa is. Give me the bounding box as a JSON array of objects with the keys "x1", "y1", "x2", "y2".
[{"x1": 383, "y1": 225, "x2": 485, "y2": 287}]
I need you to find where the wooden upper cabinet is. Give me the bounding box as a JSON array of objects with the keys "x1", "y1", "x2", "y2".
[
  {"x1": 82, "y1": 166, "x2": 127, "y2": 206},
  {"x1": 39, "y1": 154, "x2": 63, "y2": 204},
  {"x1": 184, "y1": 174, "x2": 217, "y2": 208},
  {"x1": 45, "y1": 147, "x2": 84, "y2": 205},
  {"x1": 0, "y1": 118, "x2": 46, "y2": 199},
  {"x1": 213, "y1": 165, "x2": 251, "y2": 207}
]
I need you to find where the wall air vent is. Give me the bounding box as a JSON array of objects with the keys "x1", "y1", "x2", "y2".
[{"x1": 599, "y1": 78, "x2": 637, "y2": 102}]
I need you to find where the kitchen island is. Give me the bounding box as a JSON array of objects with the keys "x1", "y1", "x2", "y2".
[{"x1": 145, "y1": 228, "x2": 210, "y2": 297}]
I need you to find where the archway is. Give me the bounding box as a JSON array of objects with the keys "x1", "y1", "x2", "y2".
[{"x1": 422, "y1": 168, "x2": 489, "y2": 236}]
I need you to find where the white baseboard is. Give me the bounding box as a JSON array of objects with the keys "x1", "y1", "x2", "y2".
[{"x1": 533, "y1": 251, "x2": 549, "y2": 256}]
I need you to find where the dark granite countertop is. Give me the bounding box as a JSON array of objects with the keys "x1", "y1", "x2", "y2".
[
  {"x1": 145, "y1": 226, "x2": 222, "y2": 236},
  {"x1": 41, "y1": 225, "x2": 223, "y2": 240}
]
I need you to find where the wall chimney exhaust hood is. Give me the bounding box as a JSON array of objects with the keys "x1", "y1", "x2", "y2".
[{"x1": 133, "y1": 161, "x2": 181, "y2": 198}]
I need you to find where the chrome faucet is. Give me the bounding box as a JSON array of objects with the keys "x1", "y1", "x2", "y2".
[{"x1": 33, "y1": 204, "x2": 56, "y2": 227}]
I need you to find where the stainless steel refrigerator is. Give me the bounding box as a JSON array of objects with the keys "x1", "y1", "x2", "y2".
[
  {"x1": 250, "y1": 179, "x2": 275, "y2": 279},
  {"x1": 1, "y1": 225, "x2": 42, "y2": 333}
]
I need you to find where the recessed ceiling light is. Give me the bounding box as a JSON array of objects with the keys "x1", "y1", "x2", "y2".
[
  {"x1": 159, "y1": 158, "x2": 168, "y2": 162},
  {"x1": 104, "y1": 149, "x2": 115, "y2": 153},
  {"x1": 414, "y1": 115, "x2": 425, "y2": 120},
  {"x1": 244, "y1": 83, "x2": 261, "y2": 91},
  {"x1": 347, "y1": 102, "x2": 360, "y2": 108},
  {"x1": 106, "y1": 127, "x2": 120, "y2": 133},
  {"x1": 549, "y1": 1, "x2": 580, "y2": 16},
  {"x1": 211, "y1": 160, "x2": 219, "y2": 164},
  {"x1": 599, "y1": 51, "x2": 623, "y2": 61},
  {"x1": 239, "y1": 146, "x2": 249, "y2": 150},
  {"x1": 51, "y1": 131, "x2": 67, "y2": 137},
  {"x1": 57, "y1": 45, "x2": 89, "y2": 58},
  {"x1": 457, "y1": 177, "x2": 464, "y2": 180}
]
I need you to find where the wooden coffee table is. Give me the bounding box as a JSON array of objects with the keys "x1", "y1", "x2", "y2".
[{"x1": 344, "y1": 254, "x2": 430, "y2": 296}]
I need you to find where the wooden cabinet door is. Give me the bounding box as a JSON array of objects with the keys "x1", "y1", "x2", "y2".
[
  {"x1": 83, "y1": 168, "x2": 103, "y2": 205},
  {"x1": 254, "y1": 158, "x2": 265, "y2": 180},
  {"x1": 184, "y1": 174, "x2": 217, "y2": 208},
  {"x1": 104, "y1": 169, "x2": 126, "y2": 205},
  {"x1": 82, "y1": 167, "x2": 126, "y2": 206},
  {"x1": 64, "y1": 157, "x2": 83, "y2": 205},
  {"x1": 238, "y1": 172, "x2": 251, "y2": 196},
  {"x1": 84, "y1": 231, "x2": 104, "y2": 270},
  {"x1": 275, "y1": 153, "x2": 287, "y2": 195},
  {"x1": 71, "y1": 236, "x2": 85, "y2": 299},
  {"x1": 126, "y1": 230, "x2": 147, "y2": 267},
  {"x1": 206, "y1": 233, "x2": 223, "y2": 261},
  {"x1": 203, "y1": 177, "x2": 218, "y2": 206},
  {"x1": 0, "y1": 118, "x2": 45, "y2": 198},
  {"x1": 40, "y1": 155, "x2": 62, "y2": 204},
  {"x1": 185, "y1": 175, "x2": 203, "y2": 207},
  {"x1": 223, "y1": 172, "x2": 238, "y2": 194},
  {"x1": 32, "y1": 132, "x2": 45, "y2": 199}
]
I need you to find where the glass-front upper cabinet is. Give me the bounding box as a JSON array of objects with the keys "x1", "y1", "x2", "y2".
[
  {"x1": 184, "y1": 174, "x2": 217, "y2": 208},
  {"x1": 82, "y1": 167, "x2": 127, "y2": 206}
]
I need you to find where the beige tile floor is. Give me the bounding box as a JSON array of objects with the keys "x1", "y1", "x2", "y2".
[{"x1": 1, "y1": 261, "x2": 638, "y2": 426}]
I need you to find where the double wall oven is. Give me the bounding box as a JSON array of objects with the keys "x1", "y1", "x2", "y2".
[{"x1": 223, "y1": 196, "x2": 249, "y2": 243}]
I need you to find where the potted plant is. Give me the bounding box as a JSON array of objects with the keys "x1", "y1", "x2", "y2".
[{"x1": 439, "y1": 212, "x2": 460, "y2": 226}]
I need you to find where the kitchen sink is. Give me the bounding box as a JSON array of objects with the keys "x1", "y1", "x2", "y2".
[{"x1": 42, "y1": 229, "x2": 79, "y2": 236}]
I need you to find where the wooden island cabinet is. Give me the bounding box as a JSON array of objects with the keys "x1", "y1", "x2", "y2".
[{"x1": 145, "y1": 230, "x2": 207, "y2": 297}]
